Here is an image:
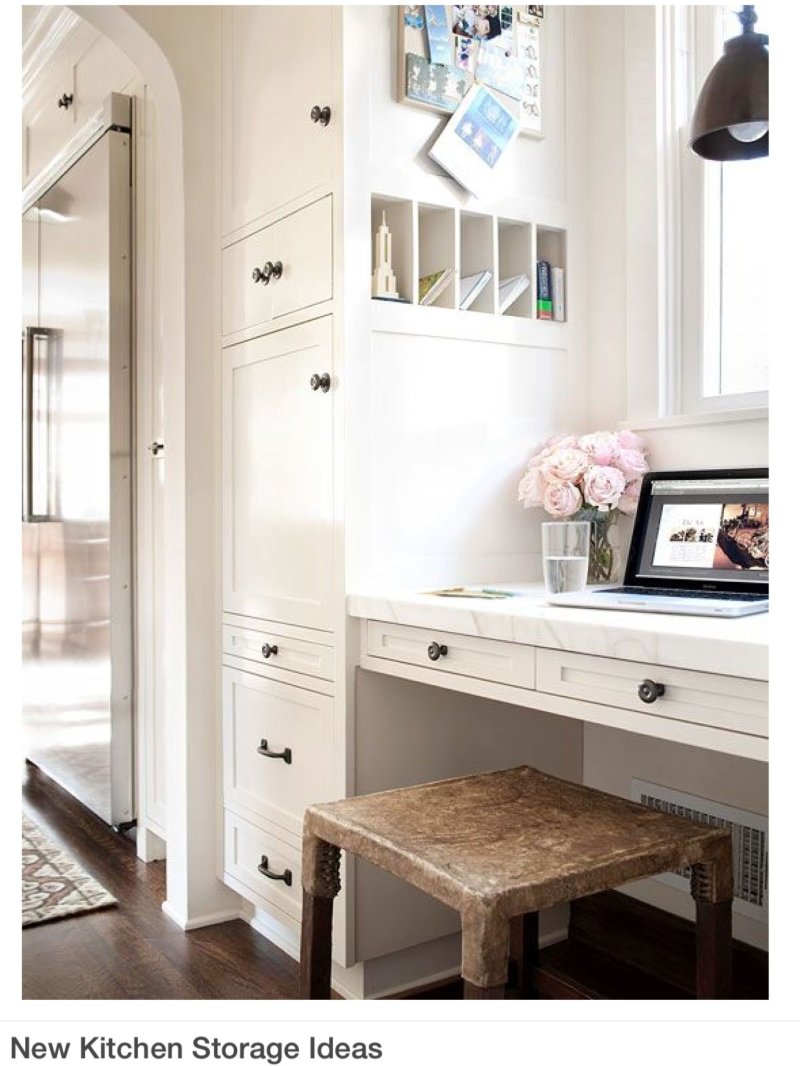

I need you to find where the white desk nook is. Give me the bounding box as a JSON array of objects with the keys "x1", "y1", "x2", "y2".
[{"x1": 349, "y1": 586, "x2": 768, "y2": 763}]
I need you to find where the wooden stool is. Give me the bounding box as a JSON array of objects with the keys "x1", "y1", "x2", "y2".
[{"x1": 300, "y1": 766, "x2": 733, "y2": 999}]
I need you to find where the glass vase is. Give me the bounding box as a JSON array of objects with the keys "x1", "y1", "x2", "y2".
[{"x1": 586, "y1": 510, "x2": 621, "y2": 585}]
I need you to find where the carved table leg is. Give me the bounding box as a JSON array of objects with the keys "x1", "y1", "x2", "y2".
[
  {"x1": 300, "y1": 832, "x2": 342, "y2": 999},
  {"x1": 691, "y1": 844, "x2": 734, "y2": 999},
  {"x1": 464, "y1": 981, "x2": 506, "y2": 999}
]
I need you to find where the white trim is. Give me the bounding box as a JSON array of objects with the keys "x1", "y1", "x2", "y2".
[
  {"x1": 160, "y1": 902, "x2": 242, "y2": 931},
  {"x1": 621, "y1": 405, "x2": 768, "y2": 432}
]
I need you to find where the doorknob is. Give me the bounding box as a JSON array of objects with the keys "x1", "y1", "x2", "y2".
[{"x1": 148, "y1": 441, "x2": 164, "y2": 456}]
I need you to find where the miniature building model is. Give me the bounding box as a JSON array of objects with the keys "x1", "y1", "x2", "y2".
[{"x1": 372, "y1": 211, "x2": 399, "y2": 298}]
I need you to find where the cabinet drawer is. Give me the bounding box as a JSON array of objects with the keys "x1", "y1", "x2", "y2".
[
  {"x1": 223, "y1": 810, "x2": 301, "y2": 922},
  {"x1": 222, "y1": 623, "x2": 334, "y2": 682},
  {"x1": 536, "y1": 649, "x2": 768, "y2": 737},
  {"x1": 222, "y1": 666, "x2": 335, "y2": 835},
  {"x1": 366, "y1": 621, "x2": 536, "y2": 688},
  {"x1": 222, "y1": 196, "x2": 332, "y2": 336}
]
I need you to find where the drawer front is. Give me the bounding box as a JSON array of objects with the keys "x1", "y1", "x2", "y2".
[
  {"x1": 223, "y1": 810, "x2": 301, "y2": 922},
  {"x1": 222, "y1": 666, "x2": 335, "y2": 835},
  {"x1": 366, "y1": 621, "x2": 536, "y2": 688},
  {"x1": 222, "y1": 624, "x2": 334, "y2": 682},
  {"x1": 536, "y1": 649, "x2": 768, "y2": 737},
  {"x1": 222, "y1": 196, "x2": 333, "y2": 336}
]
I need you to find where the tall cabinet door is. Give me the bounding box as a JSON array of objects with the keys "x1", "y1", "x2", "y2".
[
  {"x1": 222, "y1": 6, "x2": 337, "y2": 237},
  {"x1": 223, "y1": 318, "x2": 334, "y2": 631}
]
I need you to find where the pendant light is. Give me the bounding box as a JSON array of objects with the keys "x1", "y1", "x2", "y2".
[{"x1": 689, "y1": 5, "x2": 769, "y2": 161}]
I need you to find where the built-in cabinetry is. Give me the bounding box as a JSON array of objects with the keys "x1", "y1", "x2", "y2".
[
  {"x1": 217, "y1": 7, "x2": 580, "y2": 997},
  {"x1": 219, "y1": 5, "x2": 340, "y2": 952}
]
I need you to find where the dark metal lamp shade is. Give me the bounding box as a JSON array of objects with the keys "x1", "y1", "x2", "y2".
[{"x1": 689, "y1": 7, "x2": 769, "y2": 161}]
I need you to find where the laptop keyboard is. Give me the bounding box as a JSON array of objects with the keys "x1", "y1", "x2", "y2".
[{"x1": 594, "y1": 587, "x2": 768, "y2": 602}]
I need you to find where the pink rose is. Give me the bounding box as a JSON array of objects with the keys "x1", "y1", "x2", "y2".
[
  {"x1": 615, "y1": 429, "x2": 647, "y2": 452},
  {"x1": 528, "y1": 433, "x2": 579, "y2": 467},
  {"x1": 579, "y1": 431, "x2": 619, "y2": 467},
  {"x1": 583, "y1": 464, "x2": 626, "y2": 511},
  {"x1": 617, "y1": 478, "x2": 642, "y2": 516},
  {"x1": 517, "y1": 465, "x2": 546, "y2": 508},
  {"x1": 616, "y1": 447, "x2": 649, "y2": 482},
  {"x1": 542, "y1": 480, "x2": 582, "y2": 517},
  {"x1": 540, "y1": 446, "x2": 590, "y2": 485}
]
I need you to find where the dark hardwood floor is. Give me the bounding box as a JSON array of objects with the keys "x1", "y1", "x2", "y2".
[{"x1": 22, "y1": 763, "x2": 768, "y2": 1000}]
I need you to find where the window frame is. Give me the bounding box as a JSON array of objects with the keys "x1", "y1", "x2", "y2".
[{"x1": 666, "y1": 5, "x2": 768, "y2": 419}]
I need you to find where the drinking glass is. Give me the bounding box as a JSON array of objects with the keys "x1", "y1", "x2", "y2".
[{"x1": 542, "y1": 521, "x2": 590, "y2": 594}]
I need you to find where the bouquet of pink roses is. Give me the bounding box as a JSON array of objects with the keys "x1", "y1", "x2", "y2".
[{"x1": 517, "y1": 430, "x2": 649, "y2": 518}]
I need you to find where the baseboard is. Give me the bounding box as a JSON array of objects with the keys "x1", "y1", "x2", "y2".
[{"x1": 160, "y1": 901, "x2": 242, "y2": 931}]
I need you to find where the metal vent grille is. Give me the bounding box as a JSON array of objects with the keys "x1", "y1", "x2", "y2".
[{"x1": 631, "y1": 779, "x2": 768, "y2": 921}]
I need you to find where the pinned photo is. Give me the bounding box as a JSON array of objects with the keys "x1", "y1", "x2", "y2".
[{"x1": 452, "y1": 5, "x2": 502, "y2": 42}]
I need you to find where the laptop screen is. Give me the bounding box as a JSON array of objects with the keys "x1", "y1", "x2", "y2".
[{"x1": 627, "y1": 470, "x2": 769, "y2": 591}]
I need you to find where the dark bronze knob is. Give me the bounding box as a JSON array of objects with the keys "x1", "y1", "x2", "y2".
[
  {"x1": 252, "y1": 261, "x2": 283, "y2": 284},
  {"x1": 257, "y1": 739, "x2": 292, "y2": 765},
  {"x1": 57, "y1": 93, "x2": 74, "y2": 110},
  {"x1": 638, "y1": 679, "x2": 665, "y2": 704},
  {"x1": 258, "y1": 856, "x2": 292, "y2": 886},
  {"x1": 309, "y1": 372, "x2": 331, "y2": 393},
  {"x1": 310, "y1": 104, "x2": 331, "y2": 126},
  {"x1": 428, "y1": 641, "x2": 448, "y2": 661},
  {"x1": 261, "y1": 643, "x2": 278, "y2": 659}
]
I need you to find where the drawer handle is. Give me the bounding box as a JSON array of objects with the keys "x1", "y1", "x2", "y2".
[
  {"x1": 310, "y1": 104, "x2": 332, "y2": 126},
  {"x1": 310, "y1": 372, "x2": 331, "y2": 393},
  {"x1": 257, "y1": 739, "x2": 292, "y2": 765},
  {"x1": 258, "y1": 856, "x2": 292, "y2": 886},
  {"x1": 57, "y1": 93, "x2": 74, "y2": 110},
  {"x1": 638, "y1": 679, "x2": 665, "y2": 704},
  {"x1": 261, "y1": 642, "x2": 278, "y2": 659},
  {"x1": 427, "y1": 641, "x2": 448, "y2": 661},
  {"x1": 252, "y1": 260, "x2": 283, "y2": 285}
]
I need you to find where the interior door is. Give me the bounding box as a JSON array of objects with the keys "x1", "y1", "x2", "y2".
[{"x1": 222, "y1": 317, "x2": 335, "y2": 630}]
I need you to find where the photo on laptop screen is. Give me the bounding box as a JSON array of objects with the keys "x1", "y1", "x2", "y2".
[{"x1": 634, "y1": 474, "x2": 769, "y2": 586}]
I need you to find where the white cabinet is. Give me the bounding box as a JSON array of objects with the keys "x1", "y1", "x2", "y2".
[
  {"x1": 222, "y1": 196, "x2": 333, "y2": 338},
  {"x1": 222, "y1": 665, "x2": 334, "y2": 837},
  {"x1": 22, "y1": 23, "x2": 137, "y2": 187},
  {"x1": 222, "y1": 317, "x2": 335, "y2": 630},
  {"x1": 221, "y1": 5, "x2": 337, "y2": 237}
]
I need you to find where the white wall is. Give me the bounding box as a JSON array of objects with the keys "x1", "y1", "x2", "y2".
[{"x1": 350, "y1": 6, "x2": 590, "y2": 589}]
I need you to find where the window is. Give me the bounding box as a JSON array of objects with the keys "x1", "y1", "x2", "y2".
[{"x1": 673, "y1": 5, "x2": 769, "y2": 415}]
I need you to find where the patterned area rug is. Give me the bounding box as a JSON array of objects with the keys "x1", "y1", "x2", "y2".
[{"x1": 22, "y1": 815, "x2": 117, "y2": 927}]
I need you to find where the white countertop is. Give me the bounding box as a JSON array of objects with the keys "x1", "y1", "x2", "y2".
[{"x1": 347, "y1": 584, "x2": 768, "y2": 681}]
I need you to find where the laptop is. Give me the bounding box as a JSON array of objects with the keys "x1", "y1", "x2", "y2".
[{"x1": 549, "y1": 468, "x2": 769, "y2": 617}]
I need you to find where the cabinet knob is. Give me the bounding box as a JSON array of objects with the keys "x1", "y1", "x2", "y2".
[
  {"x1": 310, "y1": 104, "x2": 331, "y2": 127},
  {"x1": 427, "y1": 641, "x2": 448, "y2": 661},
  {"x1": 57, "y1": 93, "x2": 74, "y2": 110},
  {"x1": 257, "y1": 739, "x2": 292, "y2": 765},
  {"x1": 309, "y1": 372, "x2": 331, "y2": 393},
  {"x1": 637, "y1": 679, "x2": 665, "y2": 704},
  {"x1": 252, "y1": 260, "x2": 283, "y2": 285},
  {"x1": 261, "y1": 642, "x2": 278, "y2": 659},
  {"x1": 147, "y1": 441, "x2": 164, "y2": 456},
  {"x1": 258, "y1": 856, "x2": 292, "y2": 886}
]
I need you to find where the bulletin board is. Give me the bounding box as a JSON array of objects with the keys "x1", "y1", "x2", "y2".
[{"x1": 398, "y1": 5, "x2": 545, "y2": 138}]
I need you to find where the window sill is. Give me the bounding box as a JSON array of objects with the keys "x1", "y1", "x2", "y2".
[{"x1": 621, "y1": 406, "x2": 768, "y2": 432}]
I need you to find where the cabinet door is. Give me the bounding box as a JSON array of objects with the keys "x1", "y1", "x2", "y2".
[
  {"x1": 222, "y1": 6, "x2": 337, "y2": 236},
  {"x1": 223, "y1": 318, "x2": 334, "y2": 630}
]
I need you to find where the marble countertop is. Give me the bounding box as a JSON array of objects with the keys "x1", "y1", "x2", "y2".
[{"x1": 347, "y1": 584, "x2": 768, "y2": 681}]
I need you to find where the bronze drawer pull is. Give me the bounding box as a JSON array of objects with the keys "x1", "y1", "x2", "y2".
[
  {"x1": 258, "y1": 856, "x2": 292, "y2": 886},
  {"x1": 257, "y1": 739, "x2": 292, "y2": 764},
  {"x1": 638, "y1": 679, "x2": 665, "y2": 704}
]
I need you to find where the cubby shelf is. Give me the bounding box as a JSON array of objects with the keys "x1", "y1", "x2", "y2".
[{"x1": 370, "y1": 193, "x2": 567, "y2": 329}]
